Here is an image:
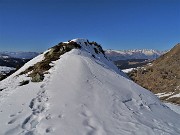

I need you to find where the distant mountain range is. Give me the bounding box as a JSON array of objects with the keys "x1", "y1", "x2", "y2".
[
  {"x1": 0, "y1": 51, "x2": 39, "y2": 59},
  {"x1": 0, "y1": 49, "x2": 166, "y2": 80},
  {"x1": 0, "y1": 49, "x2": 165, "y2": 60},
  {"x1": 0, "y1": 39, "x2": 179, "y2": 134},
  {"x1": 0, "y1": 54, "x2": 30, "y2": 68},
  {"x1": 0, "y1": 54, "x2": 10, "y2": 59},
  {"x1": 105, "y1": 49, "x2": 166, "y2": 61}
]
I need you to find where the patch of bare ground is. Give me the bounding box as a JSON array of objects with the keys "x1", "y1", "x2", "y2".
[{"x1": 128, "y1": 43, "x2": 180, "y2": 104}]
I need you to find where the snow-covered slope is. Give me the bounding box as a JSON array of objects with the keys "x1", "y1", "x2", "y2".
[
  {"x1": 0, "y1": 39, "x2": 180, "y2": 135},
  {"x1": 105, "y1": 49, "x2": 165, "y2": 61}
]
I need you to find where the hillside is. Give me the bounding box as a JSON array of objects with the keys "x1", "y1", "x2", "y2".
[
  {"x1": 0, "y1": 57, "x2": 28, "y2": 68},
  {"x1": 128, "y1": 43, "x2": 180, "y2": 104},
  {"x1": 0, "y1": 55, "x2": 30, "y2": 81},
  {"x1": 0, "y1": 39, "x2": 180, "y2": 135}
]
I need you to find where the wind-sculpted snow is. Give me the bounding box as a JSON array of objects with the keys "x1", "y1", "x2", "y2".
[{"x1": 0, "y1": 39, "x2": 180, "y2": 135}]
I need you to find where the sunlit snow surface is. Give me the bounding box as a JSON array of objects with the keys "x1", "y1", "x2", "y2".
[
  {"x1": 0, "y1": 39, "x2": 180, "y2": 135},
  {"x1": 122, "y1": 68, "x2": 135, "y2": 73},
  {"x1": 165, "y1": 103, "x2": 180, "y2": 115}
]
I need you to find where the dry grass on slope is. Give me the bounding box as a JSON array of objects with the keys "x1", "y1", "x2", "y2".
[{"x1": 128, "y1": 44, "x2": 180, "y2": 104}]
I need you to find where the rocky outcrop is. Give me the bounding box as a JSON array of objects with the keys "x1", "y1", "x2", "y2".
[{"x1": 19, "y1": 39, "x2": 104, "y2": 82}]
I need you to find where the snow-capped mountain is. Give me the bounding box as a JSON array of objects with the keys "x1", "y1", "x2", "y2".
[
  {"x1": 105, "y1": 49, "x2": 166, "y2": 61},
  {"x1": 0, "y1": 39, "x2": 180, "y2": 135},
  {"x1": 0, "y1": 54, "x2": 11, "y2": 59},
  {"x1": 0, "y1": 52, "x2": 39, "y2": 59}
]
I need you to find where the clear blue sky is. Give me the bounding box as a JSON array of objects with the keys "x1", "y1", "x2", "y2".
[{"x1": 0, "y1": 0, "x2": 180, "y2": 52}]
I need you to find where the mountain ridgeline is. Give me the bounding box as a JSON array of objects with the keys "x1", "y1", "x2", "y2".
[
  {"x1": 0, "y1": 39, "x2": 180, "y2": 135},
  {"x1": 19, "y1": 40, "x2": 105, "y2": 82},
  {"x1": 105, "y1": 49, "x2": 165, "y2": 61},
  {"x1": 105, "y1": 49, "x2": 165, "y2": 70}
]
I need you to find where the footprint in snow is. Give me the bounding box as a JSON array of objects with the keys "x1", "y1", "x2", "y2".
[
  {"x1": 40, "y1": 84, "x2": 46, "y2": 88},
  {"x1": 80, "y1": 111, "x2": 92, "y2": 118},
  {"x1": 22, "y1": 114, "x2": 40, "y2": 130},
  {"x1": 18, "y1": 109, "x2": 23, "y2": 114},
  {"x1": 24, "y1": 131, "x2": 35, "y2": 135},
  {"x1": 83, "y1": 119, "x2": 99, "y2": 135},
  {"x1": 58, "y1": 114, "x2": 64, "y2": 119},
  {"x1": 10, "y1": 114, "x2": 16, "y2": 117},
  {"x1": 46, "y1": 114, "x2": 52, "y2": 120},
  {"x1": 8, "y1": 118, "x2": 17, "y2": 124},
  {"x1": 46, "y1": 127, "x2": 54, "y2": 133}
]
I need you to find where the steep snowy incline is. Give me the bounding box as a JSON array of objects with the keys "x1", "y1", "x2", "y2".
[{"x1": 0, "y1": 39, "x2": 180, "y2": 135}]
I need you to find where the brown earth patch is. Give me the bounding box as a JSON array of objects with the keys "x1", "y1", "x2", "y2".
[{"x1": 128, "y1": 43, "x2": 180, "y2": 104}]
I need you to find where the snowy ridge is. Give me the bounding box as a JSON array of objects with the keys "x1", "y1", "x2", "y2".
[
  {"x1": 105, "y1": 49, "x2": 166, "y2": 61},
  {"x1": 0, "y1": 39, "x2": 180, "y2": 135}
]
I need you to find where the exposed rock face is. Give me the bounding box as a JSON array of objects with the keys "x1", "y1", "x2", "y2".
[
  {"x1": 19, "y1": 39, "x2": 104, "y2": 82},
  {"x1": 128, "y1": 43, "x2": 180, "y2": 104},
  {"x1": 31, "y1": 73, "x2": 44, "y2": 82}
]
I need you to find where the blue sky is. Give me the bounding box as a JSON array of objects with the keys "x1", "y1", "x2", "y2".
[{"x1": 0, "y1": 0, "x2": 180, "y2": 52}]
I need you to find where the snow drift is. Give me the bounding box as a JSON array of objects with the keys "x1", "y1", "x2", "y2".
[{"x1": 0, "y1": 39, "x2": 180, "y2": 135}]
